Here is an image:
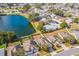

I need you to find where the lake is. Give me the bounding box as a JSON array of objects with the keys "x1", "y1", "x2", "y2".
[{"x1": 0, "y1": 15, "x2": 36, "y2": 37}]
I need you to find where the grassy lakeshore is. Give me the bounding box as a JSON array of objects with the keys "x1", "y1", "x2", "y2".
[
  {"x1": 20, "y1": 13, "x2": 41, "y2": 35},
  {"x1": 20, "y1": 13, "x2": 30, "y2": 19}
]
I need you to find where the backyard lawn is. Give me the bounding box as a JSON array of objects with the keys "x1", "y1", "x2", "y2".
[{"x1": 0, "y1": 44, "x2": 6, "y2": 48}]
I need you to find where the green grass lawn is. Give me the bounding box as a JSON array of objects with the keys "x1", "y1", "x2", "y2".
[
  {"x1": 12, "y1": 41, "x2": 21, "y2": 45},
  {"x1": 0, "y1": 44, "x2": 6, "y2": 48}
]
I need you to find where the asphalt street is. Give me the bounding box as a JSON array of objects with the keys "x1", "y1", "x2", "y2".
[{"x1": 54, "y1": 47, "x2": 79, "y2": 56}]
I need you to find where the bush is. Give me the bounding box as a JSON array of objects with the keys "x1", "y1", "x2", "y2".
[{"x1": 76, "y1": 40, "x2": 79, "y2": 45}]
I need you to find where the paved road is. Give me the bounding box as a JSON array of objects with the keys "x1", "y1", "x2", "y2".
[{"x1": 54, "y1": 47, "x2": 79, "y2": 56}]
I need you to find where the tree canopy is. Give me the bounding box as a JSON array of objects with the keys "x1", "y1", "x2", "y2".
[
  {"x1": 51, "y1": 9, "x2": 64, "y2": 16},
  {"x1": 29, "y1": 13, "x2": 40, "y2": 21},
  {"x1": 60, "y1": 21, "x2": 68, "y2": 28},
  {"x1": 0, "y1": 32, "x2": 17, "y2": 46},
  {"x1": 73, "y1": 18, "x2": 79, "y2": 23}
]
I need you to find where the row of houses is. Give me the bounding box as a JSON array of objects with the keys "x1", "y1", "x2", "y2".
[{"x1": 1, "y1": 28, "x2": 79, "y2": 56}]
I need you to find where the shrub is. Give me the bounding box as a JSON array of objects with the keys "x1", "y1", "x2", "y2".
[{"x1": 76, "y1": 40, "x2": 79, "y2": 45}]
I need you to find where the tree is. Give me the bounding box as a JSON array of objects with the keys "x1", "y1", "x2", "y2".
[
  {"x1": 23, "y1": 5, "x2": 31, "y2": 11},
  {"x1": 60, "y1": 21, "x2": 68, "y2": 28},
  {"x1": 64, "y1": 12, "x2": 73, "y2": 17},
  {"x1": 63, "y1": 37, "x2": 70, "y2": 43},
  {"x1": 7, "y1": 32, "x2": 17, "y2": 42},
  {"x1": 0, "y1": 32, "x2": 17, "y2": 46},
  {"x1": 69, "y1": 4, "x2": 74, "y2": 8},
  {"x1": 73, "y1": 18, "x2": 79, "y2": 23},
  {"x1": 76, "y1": 40, "x2": 79, "y2": 45},
  {"x1": 29, "y1": 13, "x2": 40, "y2": 21},
  {"x1": 35, "y1": 4, "x2": 41, "y2": 9},
  {"x1": 7, "y1": 3, "x2": 13, "y2": 9},
  {"x1": 51, "y1": 9, "x2": 64, "y2": 16}
]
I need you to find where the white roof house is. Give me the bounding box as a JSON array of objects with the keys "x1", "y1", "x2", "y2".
[
  {"x1": 0, "y1": 48, "x2": 5, "y2": 56},
  {"x1": 43, "y1": 22, "x2": 60, "y2": 31}
]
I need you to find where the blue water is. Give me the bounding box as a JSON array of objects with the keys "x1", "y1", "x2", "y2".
[{"x1": 0, "y1": 15, "x2": 36, "y2": 37}]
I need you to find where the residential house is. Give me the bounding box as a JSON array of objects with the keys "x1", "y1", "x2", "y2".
[
  {"x1": 43, "y1": 21, "x2": 60, "y2": 31},
  {"x1": 0, "y1": 48, "x2": 5, "y2": 56}
]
